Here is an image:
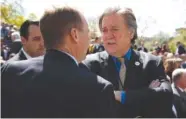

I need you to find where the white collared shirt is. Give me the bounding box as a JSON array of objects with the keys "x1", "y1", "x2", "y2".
[
  {"x1": 22, "y1": 48, "x2": 32, "y2": 59},
  {"x1": 60, "y1": 51, "x2": 78, "y2": 66}
]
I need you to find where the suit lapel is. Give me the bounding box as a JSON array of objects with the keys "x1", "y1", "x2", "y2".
[
  {"x1": 19, "y1": 50, "x2": 27, "y2": 60},
  {"x1": 100, "y1": 50, "x2": 146, "y2": 90},
  {"x1": 99, "y1": 51, "x2": 120, "y2": 90},
  {"x1": 124, "y1": 50, "x2": 144, "y2": 90},
  {"x1": 107, "y1": 55, "x2": 120, "y2": 90}
]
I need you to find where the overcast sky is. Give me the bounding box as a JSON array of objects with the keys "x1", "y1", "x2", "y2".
[{"x1": 19, "y1": 0, "x2": 186, "y2": 37}]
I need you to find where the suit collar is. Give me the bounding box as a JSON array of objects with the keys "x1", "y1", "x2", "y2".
[
  {"x1": 60, "y1": 51, "x2": 78, "y2": 65},
  {"x1": 126, "y1": 49, "x2": 143, "y2": 69},
  {"x1": 21, "y1": 48, "x2": 32, "y2": 59},
  {"x1": 44, "y1": 49, "x2": 78, "y2": 67},
  {"x1": 18, "y1": 50, "x2": 27, "y2": 60},
  {"x1": 124, "y1": 50, "x2": 144, "y2": 89}
]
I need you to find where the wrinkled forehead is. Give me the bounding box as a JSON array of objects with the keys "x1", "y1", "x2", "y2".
[{"x1": 101, "y1": 13, "x2": 125, "y2": 27}]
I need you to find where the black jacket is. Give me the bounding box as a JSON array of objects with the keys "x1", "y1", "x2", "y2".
[
  {"x1": 1, "y1": 49, "x2": 116, "y2": 118},
  {"x1": 172, "y1": 83, "x2": 186, "y2": 118},
  {"x1": 7, "y1": 49, "x2": 27, "y2": 62},
  {"x1": 81, "y1": 49, "x2": 174, "y2": 118}
]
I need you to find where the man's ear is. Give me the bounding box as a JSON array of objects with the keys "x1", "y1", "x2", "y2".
[
  {"x1": 70, "y1": 28, "x2": 79, "y2": 43},
  {"x1": 129, "y1": 29, "x2": 135, "y2": 40},
  {"x1": 21, "y1": 36, "x2": 27, "y2": 45}
]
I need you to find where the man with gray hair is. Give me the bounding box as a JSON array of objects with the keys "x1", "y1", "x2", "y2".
[
  {"x1": 81, "y1": 7, "x2": 174, "y2": 118},
  {"x1": 172, "y1": 68, "x2": 186, "y2": 118}
]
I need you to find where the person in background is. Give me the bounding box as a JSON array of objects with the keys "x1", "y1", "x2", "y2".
[
  {"x1": 137, "y1": 41, "x2": 148, "y2": 52},
  {"x1": 87, "y1": 36, "x2": 105, "y2": 54},
  {"x1": 175, "y1": 42, "x2": 186, "y2": 56},
  {"x1": 161, "y1": 43, "x2": 170, "y2": 54},
  {"x1": 171, "y1": 69, "x2": 186, "y2": 118},
  {"x1": 164, "y1": 58, "x2": 183, "y2": 82},
  {"x1": 181, "y1": 62, "x2": 186, "y2": 69},
  {"x1": 8, "y1": 20, "x2": 45, "y2": 62},
  {"x1": 1, "y1": 22, "x2": 9, "y2": 40}
]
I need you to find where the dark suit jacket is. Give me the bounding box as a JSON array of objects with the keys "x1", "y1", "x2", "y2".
[
  {"x1": 81, "y1": 49, "x2": 174, "y2": 118},
  {"x1": 7, "y1": 49, "x2": 27, "y2": 62},
  {"x1": 1, "y1": 49, "x2": 116, "y2": 118},
  {"x1": 172, "y1": 83, "x2": 186, "y2": 118}
]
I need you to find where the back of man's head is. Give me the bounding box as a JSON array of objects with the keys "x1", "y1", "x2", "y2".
[{"x1": 40, "y1": 7, "x2": 84, "y2": 50}]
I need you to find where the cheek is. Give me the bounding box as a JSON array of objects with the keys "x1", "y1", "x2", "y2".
[
  {"x1": 84, "y1": 35, "x2": 89, "y2": 48},
  {"x1": 25, "y1": 41, "x2": 32, "y2": 47},
  {"x1": 81, "y1": 36, "x2": 89, "y2": 50},
  {"x1": 184, "y1": 79, "x2": 186, "y2": 84},
  {"x1": 117, "y1": 33, "x2": 130, "y2": 44}
]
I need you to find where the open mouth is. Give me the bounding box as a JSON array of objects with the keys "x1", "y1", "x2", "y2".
[
  {"x1": 108, "y1": 43, "x2": 116, "y2": 45},
  {"x1": 107, "y1": 42, "x2": 116, "y2": 45}
]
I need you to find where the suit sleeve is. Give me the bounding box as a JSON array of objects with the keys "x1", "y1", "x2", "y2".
[
  {"x1": 96, "y1": 77, "x2": 116, "y2": 117},
  {"x1": 1, "y1": 62, "x2": 13, "y2": 118},
  {"x1": 124, "y1": 59, "x2": 173, "y2": 117}
]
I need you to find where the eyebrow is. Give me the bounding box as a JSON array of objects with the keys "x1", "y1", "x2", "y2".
[
  {"x1": 111, "y1": 26, "x2": 119, "y2": 28},
  {"x1": 102, "y1": 25, "x2": 119, "y2": 29}
]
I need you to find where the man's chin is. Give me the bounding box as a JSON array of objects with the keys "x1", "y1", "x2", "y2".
[{"x1": 106, "y1": 49, "x2": 117, "y2": 56}]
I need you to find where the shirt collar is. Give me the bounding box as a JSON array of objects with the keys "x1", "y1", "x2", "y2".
[
  {"x1": 22, "y1": 48, "x2": 32, "y2": 59},
  {"x1": 124, "y1": 48, "x2": 132, "y2": 60},
  {"x1": 60, "y1": 51, "x2": 79, "y2": 66}
]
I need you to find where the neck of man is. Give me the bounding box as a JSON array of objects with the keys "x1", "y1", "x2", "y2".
[
  {"x1": 56, "y1": 45, "x2": 80, "y2": 63},
  {"x1": 111, "y1": 46, "x2": 131, "y2": 58},
  {"x1": 22, "y1": 47, "x2": 33, "y2": 58},
  {"x1": 176, "y1": 82, "x2": 185, "y2": 91}
]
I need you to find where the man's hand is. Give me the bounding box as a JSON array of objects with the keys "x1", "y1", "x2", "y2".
[
  {"x1": 149, "y1": 79, "x2": 161, "y2": 88},
  {"x1": 114, "y1": 91, "x2": 122, "y2": 102}
]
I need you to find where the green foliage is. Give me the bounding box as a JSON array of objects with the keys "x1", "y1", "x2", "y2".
[
  {"x1": 168, "y1": 28, "x2": 186, "y2": 53},
  {"x1": 28, "y1": 13, "x2": 38, "y2": 21},
  {"x1": 140, "y1": 29, "x2": 186, "y2": 53},
  {"x1": 0, "y1": 1, "x2": 25, "y2": 28}
]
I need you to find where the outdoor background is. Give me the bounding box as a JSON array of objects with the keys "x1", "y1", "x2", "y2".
[{"x1": 1, "y1": 0, "x2": 186, "y2": 52}]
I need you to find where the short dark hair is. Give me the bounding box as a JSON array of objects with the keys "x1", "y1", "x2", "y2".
[
  {"x1": 20, "y1": 20, "x2": 39, "y2": 39},
  {"x1": 99, "y1": 7, "x2": 138, "y2": 44},
  {"x1": 40, "y1": 7, "x2": 83, "y2": 50}
]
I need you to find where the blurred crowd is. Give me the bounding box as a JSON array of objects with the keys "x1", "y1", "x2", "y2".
[
  {"x1": 1, "y1": 22, "x2": 22, "y2": 62},
  {"x1": 1, "y1": 6, "x2": 186, "y2": 118}
]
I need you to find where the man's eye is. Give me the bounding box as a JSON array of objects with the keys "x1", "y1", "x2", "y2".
[
  {"x1": 112, "y1": 29, "x2": 118, "y2": 31},
  {"x1": 33, "y1": 36, "x2": 41, "y2": 41},
  {"x1": 102, "y1": 29, "x2": 107, "y2": 33}
]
